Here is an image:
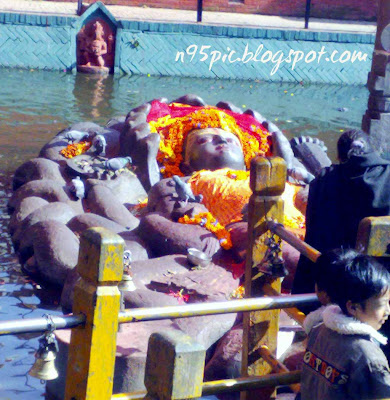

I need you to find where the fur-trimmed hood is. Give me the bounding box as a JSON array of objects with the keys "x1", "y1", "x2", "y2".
[
  {"x1": 303, "y1": 305, "x2": 326, "y2": 334},
  {"x1": 304, "y1": 304, "x2": 387, "y2": 345}
]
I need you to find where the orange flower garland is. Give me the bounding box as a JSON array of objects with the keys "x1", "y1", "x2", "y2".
[
  {"x1": 230, "y1": 285, "x2": 245, "y2": 299},
  {"x1": 130, "y1": 198, "x2": 149, "y2": 217},
  {"x1": 60, "y1": 140, "x2": 92, "y2": 159},
  {"x1": 148, "y1": 107, "x2": 270, "y2": 178},
  {"x1": 178, "y1": 212, "x2": 233, "y2": 250}
]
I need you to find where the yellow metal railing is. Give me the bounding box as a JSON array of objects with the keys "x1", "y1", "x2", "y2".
[{"x1": 117, "y1": 293, "x2": 317, "y2": 324}]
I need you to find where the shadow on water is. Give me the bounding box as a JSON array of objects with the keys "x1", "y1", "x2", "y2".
[{"x1": 0, "y1": 68, "x2": 369, "y2": 399}]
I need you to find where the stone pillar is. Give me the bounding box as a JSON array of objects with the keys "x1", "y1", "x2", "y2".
[
  {"x1": 144, "y1": 331, "x2": 206, "y2": 400},
  {"x1": 362, "y1": 0, "x2": 390, "y2": 157},
  {"x1": 356, "y1": 216, "x2": 390, "y2": 257}
]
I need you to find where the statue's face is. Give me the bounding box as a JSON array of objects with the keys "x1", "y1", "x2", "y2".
[{"x1": 183, "y1": 128, "x2": 246, "y2": 172}]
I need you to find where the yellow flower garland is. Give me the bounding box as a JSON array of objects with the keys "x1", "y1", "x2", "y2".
[
  {"x1": 149, "y1": 107, "x2": 270, "y2": 178},
  {"x1": 226, "y1": 170, "x2": 250, "y2": 181},
  {"x1": 230, "y1": 285, "x2": 245, "y2": 299},
  {"x1": 178, "y1": 211, "x2": 233, "y2": 250}
]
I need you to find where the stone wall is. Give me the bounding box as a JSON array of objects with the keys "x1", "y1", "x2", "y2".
[
  {"x1": 0, "y1": 13, "x2": 76, "y2": 70},
  {"x1": 117, "y1": 20, "x2": 374, "y2": 84},
  {"x1": 0, "y1": 3, "x2": 375, "y2": 84}
]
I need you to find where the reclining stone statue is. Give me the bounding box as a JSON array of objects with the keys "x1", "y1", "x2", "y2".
[{"x1": 9, "y1": 94, "x2": 331, "y2": 396}]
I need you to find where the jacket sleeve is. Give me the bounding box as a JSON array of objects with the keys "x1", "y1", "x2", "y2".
[{"x1": 348, "y1": 352, "x2": 390, "y2": 399}]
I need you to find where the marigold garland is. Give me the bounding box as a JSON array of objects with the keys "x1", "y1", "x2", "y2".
[
  {"x1": 283, "y1": 214, "x2": 305, "y2": 231},
  {"x1": 148, "y1": 107, "x2": 270, "y2": 178},
  {"x1": 230, "y1": 285, "x2": 245, "y2": 299},
  {"x1": 60, "y1": 140, "x2": 92, "y2": 159},
  {"x1": 178, "y1": 212, "x2": 233, "y2": 250},
  {"x1": 137, "y1": 198, "x2": 148, "y2": 207},
  {"x1": 226, "y1": 170, "x2": 250, "y2": 181},
  {"x1": 130, "y1": 198, "x2": 149, "y2": 217}
]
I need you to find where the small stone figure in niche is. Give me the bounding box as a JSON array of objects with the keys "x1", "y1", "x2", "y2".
[
  {"x1": 77, "y1": 19, "x2": 115, "y2": 74},
  {"x1": 89, "y1": 21, "x2": 107, "y2": 68}
]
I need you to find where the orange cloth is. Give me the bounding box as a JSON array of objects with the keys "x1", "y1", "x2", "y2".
[{"x1": 188, "y1": 168, "x2": 305, "y2": 230}]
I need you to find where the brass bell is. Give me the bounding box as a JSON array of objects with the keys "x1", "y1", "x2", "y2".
[
  {"x1": 29, "y1": 332, "x2": 59, "y2": 381},
  {"x1": 118, "y1": 271, "x2": 136, "y2": 332},
  {"x1": 257, "y1": 257, "x2": 288, "y2": 278},
  {"x1": 119, "y1": 250, "x2": 136, "y2": 292},
  {"x1": 256, "y1": 233, "x2": 288, "y2": 278},
  {"x1": 118, "y1": 273, "x2": 136, "y2": 292}
]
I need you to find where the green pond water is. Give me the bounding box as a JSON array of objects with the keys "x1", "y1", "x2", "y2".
[{"x1": 0, "y1": 69, "x2": 369, "y2": 399}]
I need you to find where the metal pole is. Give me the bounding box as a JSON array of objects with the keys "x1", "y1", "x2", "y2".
[
  {"x1": 262, "y1": 284, "x2": 306, "y2": 326},
  {"x1": 118, "y1": 293, "x2": 319, "y2": 323},
  {"x1": 0, "y1": 294, "x2": 318, "y2": 336},
  {"x1": 267, "y1": 220, "x2": 321, "y2": 263},
  {"x1": 202, "y1": 371, "x2": 301, "y2": 395},
  {"x1": 111, "y1": 371, "x2": 301, "y2": 399},
  {"x1": 0, "y1": 314, "x2": 85, "y2": 336},
  {"x1": 258, "y1": 345, "x2": 301, "y2": 393},
  {"x1": 197, "y1": 0, "x2": 203, "y2": 22},
  {"x1": 77, "y1": 0, "x2": 83, "y2": 16},
  {"x1": 304, "y1": 0, "x2": 311, "y2": 29}
]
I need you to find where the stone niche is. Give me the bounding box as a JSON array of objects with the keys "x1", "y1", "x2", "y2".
[{"x1": 76, "y1": 6, "x2": 116, "y2": 74}]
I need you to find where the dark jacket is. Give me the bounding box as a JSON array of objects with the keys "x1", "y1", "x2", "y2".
[
  {"x1": 292, "y1": 152, "x2": 390, "y2": 297},
  {"x1": 300, "y1": 305, "x2": 390, "y2": 400}
]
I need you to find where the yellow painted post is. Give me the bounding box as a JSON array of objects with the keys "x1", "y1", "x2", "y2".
[
  {"x1": 356, "y1": 216, "x2": 390, "y2": 257},
  {"x1": 64, "y1": 227, "x2": 125, "y2": 400},
  {"x1": 144, "y1": 330, "x2": 206, "y2": 400},
  {"x1": 258, "y1": 345, "x2": 301, "y2": 394},
  {"x1": 241, "y1": 156, "x2": 286, "y2": 400}
]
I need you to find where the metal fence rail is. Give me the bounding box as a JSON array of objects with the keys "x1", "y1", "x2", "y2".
[
  {"x1": 118, "y1": 293, "x2": 318, "y2": 323},
  {"x1": 0, "y1": 314, "x2": 85, "y2": 336},
  {"x1": 0, "y1": 293, "x2": 318, "y2": 336},
  {"x1": 111, "y1": 371, "x2": 302, "y2": 399}
]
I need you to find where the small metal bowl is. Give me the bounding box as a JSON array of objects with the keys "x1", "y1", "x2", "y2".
[{"x1": 187, "y1": 248, "x2": 211, "y2": 269}]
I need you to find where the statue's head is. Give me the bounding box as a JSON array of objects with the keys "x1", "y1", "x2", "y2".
[
  {"x1": 148, "y1": 102, "x2": 271, "y2": 177},
  {"x1": 93, "y1": 21, "x2": 104, "y2": 34},
  {"x1": 181, "y1": 127, "x2": 245, "y2": 173}
]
